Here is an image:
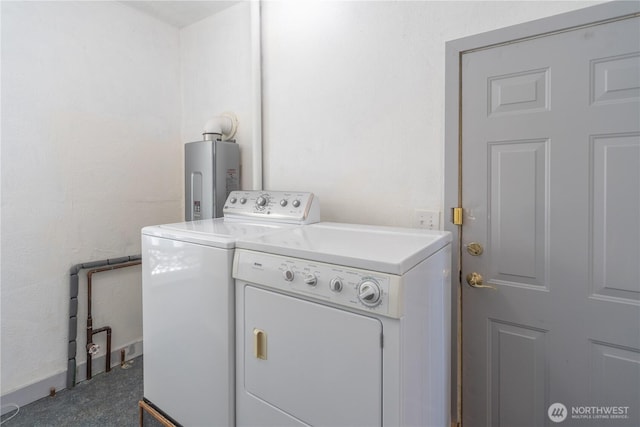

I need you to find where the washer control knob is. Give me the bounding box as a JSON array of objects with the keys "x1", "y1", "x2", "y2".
[
  {"x1": 292, "y1": 199, "x2": 301, "y2": 208},
  {"x1": 280, "y1": 199, "x2": 288, "y2": 207},
  {"x1": 229, "y1": 197, "x2": 237, "y2": 204},
  {"x1": 329, "y1": 278, "x2": 343, "y2": 293},
  {"x1": 357, "y1": 280, "x2": 382, "y2": 307},
  {"x1": 240, "y1": 198, "x2": 247, "y2": 204},
  {"x1": 283, "y1": 269, "x2": 294, "y2": 282},
  {"x1": 304, "y1": 274, "x2": 317, "y2": 287},
  {"x1": 256, "y1": 196, "x2": 268, "y2": 207}
]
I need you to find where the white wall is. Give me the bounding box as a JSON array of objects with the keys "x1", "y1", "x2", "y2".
[
  {"x1": 181, "y1": 2, "x2": 254, "y2": 191},
  {"x1": 1, "y1": 1, "x2": 182, "y2": 397},
  {"x1": 261, "y1": 0, "x2": 604, "y2": 226}
]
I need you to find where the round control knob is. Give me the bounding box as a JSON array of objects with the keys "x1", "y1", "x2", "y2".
[
  {"x1": 304, "y1": 274, "x2": 317, "y2": 287},
  {"x1": 329, "y1": 278, "x2": 343, "y2": 293},
  {"x1": 292, "y1": 199, "x2": 301, "y2": 208},
  {"x1": 229, "y1": 197, "x2": 237, "y2": 204},
  {"x1": 239, "y1": 198, "x2": 247, "y2": 204},
  {"x1": 283, "y1": 269, "x2": 294, "y2": 282},
  {"x1": 357, "y1": 280, "x2": 382, "y2": 307},
  {"x1": 256, "y1": 196, "x2": 268, "y2": 207},
  {"x1": 280, "y1": 199, "x2": 288, "y2": 207}
]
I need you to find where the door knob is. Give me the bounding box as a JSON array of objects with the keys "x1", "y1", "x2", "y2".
[{"x1": 466, "y1": 272, "x2": 496, "y2": 290}]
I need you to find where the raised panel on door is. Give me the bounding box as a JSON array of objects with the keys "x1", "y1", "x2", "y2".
[
  {"x1": 488, "y1": 321, "x2": 547, "y2": 427},
  {"x1": 243, "y1": 286, "x2": 383, "y2": 427},
  {"x1": 590, "y1": 133, "x2": 640, "y2": 303},
  {"x1": 590, "y1": 341, "x2": 640, "y2": 412},
  {"x1": 461, "y1": 15, "x2": 640, "y2": 427},
  {"x1": 488, "y1": 139, "x2": 549, "y2": 290}
]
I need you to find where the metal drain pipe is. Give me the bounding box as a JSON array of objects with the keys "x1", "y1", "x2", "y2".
[
  {"x1": 85, "y1": 260, "x2": 141, "y2": 381},
  {"x1": 67, "y1": 255, "x2": 141, "y2": 388}
]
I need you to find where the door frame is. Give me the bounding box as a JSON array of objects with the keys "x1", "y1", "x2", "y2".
[{"x1": 443, "y1": 2, "x2": 640, "y2": 425}]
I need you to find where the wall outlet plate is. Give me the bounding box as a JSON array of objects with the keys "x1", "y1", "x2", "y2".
[{"x1": 413, "y1": 209, "x2": 440, "y2": 230}]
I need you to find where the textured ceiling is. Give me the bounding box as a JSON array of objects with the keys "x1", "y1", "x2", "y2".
[{"x1": 121, "y1": 1, "x2": 239, "y2": 28}]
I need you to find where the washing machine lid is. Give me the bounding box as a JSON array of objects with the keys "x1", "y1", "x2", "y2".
[
  {"x1": 235, "y1": 222, "x2": 452, "y2": 275},
  {"x1": 142, "y1": 218, "x2": 291, "y2": 249}
]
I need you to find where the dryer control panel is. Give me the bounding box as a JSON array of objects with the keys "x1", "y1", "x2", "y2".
[
  {"x1": 224, "y1": 191, "x2": 320, "y2": 224},
  {"x1": 233, "y1": 249, "x2": 403, "y2": 318}
]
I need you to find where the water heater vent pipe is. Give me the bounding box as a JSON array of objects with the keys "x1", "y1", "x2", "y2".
[{"x1": 203, "y1": 112, "x2": 238, "y2": 141}]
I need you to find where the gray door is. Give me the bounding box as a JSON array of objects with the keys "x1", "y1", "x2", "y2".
[{"x1": 461, "y1": 16, "x2": 640, "y2": 426}]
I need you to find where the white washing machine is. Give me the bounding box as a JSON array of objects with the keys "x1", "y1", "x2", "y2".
[
  {"x1": 141, "y1": 191, "x2": 319, "y2": 426},
  {"x1": 233, "y1": 222, "x2": 452, "y2": 427}
]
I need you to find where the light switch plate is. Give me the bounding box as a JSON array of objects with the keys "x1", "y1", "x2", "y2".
[{"x1": 413, "y1": 210, "x2": 440, "y2": 230}]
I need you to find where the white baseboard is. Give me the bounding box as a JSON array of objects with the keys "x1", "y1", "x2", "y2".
[{"x1": 1, "y1": 340, "x2": 143, "y2": 416}]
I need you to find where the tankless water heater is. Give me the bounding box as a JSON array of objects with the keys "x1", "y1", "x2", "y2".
[{"x1": 185, "y1": 139, "x2": 240, "y2": 221}]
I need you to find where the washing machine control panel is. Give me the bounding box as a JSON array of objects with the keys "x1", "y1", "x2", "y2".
[
  {"x1": 224, "y1": 191, "x2": 320, "y2": 224},
  {"x1": 233, "y1": 249, "x2": 403, "y2": 318}
]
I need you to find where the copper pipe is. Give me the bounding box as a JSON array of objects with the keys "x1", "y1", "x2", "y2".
[
  {"x1": 87, "y1": 326, "x2": 110, "y2": 380},
  {"x1": 85, "y1": 260, "x2": 141, "y2": 380},
  {"x1": 67, "y1": 254, "x2": 141, "y2": 389}
]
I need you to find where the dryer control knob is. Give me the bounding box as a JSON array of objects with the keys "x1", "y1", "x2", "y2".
[
  {"x1": 283, "y1": 269, "x2": 294, "y2": 282},
  {"x1": 358, "y1": 280, "x2": 381, "y2": 307},
  {"x1": 304, "y1": 274, "x2": 317, "y2": 287},
  {"x1": 256, "y1": 196, "x2": 268, "y2": 207},
  {"x1": 329, "y1": 278, "x2": 343, "y2": 293}
]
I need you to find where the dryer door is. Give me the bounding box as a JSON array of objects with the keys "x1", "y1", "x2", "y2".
[{"x1": 243, "y1": 285, "x2": 383, "y2": 427}]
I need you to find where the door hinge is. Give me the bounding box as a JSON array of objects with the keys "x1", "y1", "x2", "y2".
[{"x1": 451, "y1": 207, "x2": 463, "y2": 225}]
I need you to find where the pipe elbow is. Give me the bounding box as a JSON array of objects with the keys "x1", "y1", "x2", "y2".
[{"x1": 203, "y1": 112, "x2": 238, "y2": 141}]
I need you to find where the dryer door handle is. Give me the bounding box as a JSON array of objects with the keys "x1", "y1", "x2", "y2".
[{"x1": 253, "y1": 328, "x2": 267, "y2": 360}]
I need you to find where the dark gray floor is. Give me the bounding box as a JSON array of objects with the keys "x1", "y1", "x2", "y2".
[{"x1": 1, "y1": 357, "x2": 146, "y2": 427}]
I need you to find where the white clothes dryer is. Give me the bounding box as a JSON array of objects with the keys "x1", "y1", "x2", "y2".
[
  {"x1": 233, "y1": 222, "x2": 452, "y2": 427},
  {"x1": 141, "y1": 191, "x2": 319, "y2": 426}
]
